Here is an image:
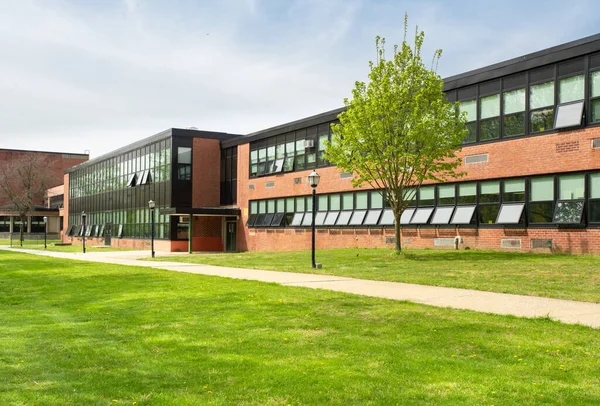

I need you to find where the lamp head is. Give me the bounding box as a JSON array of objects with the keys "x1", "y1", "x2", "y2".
[
  {"x1": 307, "y1": 170, "x2": 320, "y2": 189},
  {"x1": 148, "y1": 200, "x2": 156, "y2": 209}
]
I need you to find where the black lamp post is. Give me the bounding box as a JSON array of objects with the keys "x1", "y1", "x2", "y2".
[
  {"x1": 149, "y1": 200, "x2": 156, "y2": 258},
  {"x1": 43, "y1": 216, "x2": 47, "y2": 249},
  {"x1": 81, "y1": 211, "x2": 87, "y2": 254},
  {"x1": 307, "y1": 170, "x2": 320, "y2": 268}
]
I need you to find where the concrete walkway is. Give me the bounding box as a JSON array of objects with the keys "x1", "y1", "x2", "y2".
[{"x1": 3, "y1": 247, "x2": 600, "y2": 329}]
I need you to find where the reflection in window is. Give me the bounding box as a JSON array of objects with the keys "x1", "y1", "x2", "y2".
[
  {"x1": 591, "y1": 71, "x2": 600, "y2": 123},
  {"x1": 419, "y1": 186, "x2": 435, "y2": 206},
  {"x1": 559, "y1": 75, "x2": 584, "y2": 104},
  {"x1": 458, "y1": 183, "x2": 477, "y2": 204},
  {"x1": 503, "y1": 88, "x2": 526, "y2": 137},
  {"x1": 530, "y1": 177, "x2": 554, "y2": 223},
  {"x1": 553, "y1": 200, "x2": 584, "y2": 224},
  {"x1": 479, "y1": 94, "x2": 500, "y2": 140},
  {"x1": 459, "y1": 100, "x2": 477, "y2": 143}
]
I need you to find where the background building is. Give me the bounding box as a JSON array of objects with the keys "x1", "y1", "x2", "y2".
[
  {"x1": 0, "y1": 148, "x2": 88, "y2": 239},
  {"x1": 64, "y1": 34, "x2": 600, "y2": 254}
]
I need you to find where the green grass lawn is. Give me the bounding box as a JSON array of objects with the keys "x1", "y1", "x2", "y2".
[
  {"x1": 0, "y1": 239, "x2": 61, "y2": 246},
  {"x1": 1, "y1": 251, "x2": 599, "y2": 405},
  {"x1": 147, "y1": 249, "x2": 600, "y2": 303}
]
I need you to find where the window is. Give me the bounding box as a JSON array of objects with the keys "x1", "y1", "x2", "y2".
[
  {"x1": 554, "y1": 201, "x2": 584, "y2": 224},
  {"x1": 177, "y1": 147, "x2": 192, "y2": 180},
  {"x1": 318, "y1": 195, "x2": 328, "y2": 211},
  {"x1": 496, "y1": 203, "x2": 525, "y2": 224},
  {"x1": 559, "y1": 75, "x2": 584, "y2": 104},
  {"x1": 430, "y1": 207, "x2": 454, "y2": 225},
  {"x1": 450, "y1": 206, "x2": 476, "y2": 225},
  {"x1": 503, "y1": 179, "x2": 525, "y2": 202},
  {"x1": 529, "y1": 81, "x2": 554, "y2": 133},
  {"x1": 324, "y1": 211, "x2": 339, "y2": 226},
  {"x1": 336, "y1": 211, "x2": 352, "y2": 226},
  {"x1": 315, "y1": 211, "x2": 327, "y2": 226},
  {"x1": 301, "y1": 212, "x2": 313, "y2": 227},
  {"x1": 479, "y1": 181, "x2": 500, "y2": 224},
  {"x1": 330, "y1": 194, "x2": 341, "y2": 211},
  {"x1": 250, "y1": 150, "x2": 258, "y2": 177},
  {"x1": 479, "y1": 94, "x2": 500, "y2": 140},
  {"x1": 555, "y1": 102, "x2": 584, "y2": 129},
  {"x1": 296, "y1": 197, "x2": 305, "y2": 213},
  {"x1": 410, "y1": 207, "x2": 434, "y2": 224},
  {"x1": 400, "y1": 209, "x2": 417, "y2": 225},
  {"x1": 591, "y1": 71, "x2": 600, "y2": 123},
  {"x1": 590, "y1": 172, "x2": 600, "y2": 223},
  {"x1": 364, "y1": 209, "x2": 382, "y2": 225},
  {"x1": 349, "y1": 210, "x2": 367, "y2": 226},
  {"x1": 342, "y1": 193, "x2": 354, "y2": 210},
  {"x1": 271, "y1": 213, "x2": 285, "y2": 227},
  {"x1": 370, "y1": 191, "x2": 383, "y2": 209},
  {"x1": 317, "y1": 124, "x2": 329, "y2": 167},
  {"x1": 458, "y1": 183, "x2": 476, "y2": 204},
  {"x1": 418, "y1": 186, "x2": 435, "y2": 206},
  {"x1": 529, "y1": 177, "x2": 555, "y2": 223},
  {"x1": 503, "y1": 88, "x2": 526, "y2": 137},
  {"x1": 380, "y1": 209, "x2": 396, "y2": 226},
  {"x1": 356, "y1": 191, "x2": 368, "y2": 210},
  {"x1": 559, "y1": 174, "x2": 585, "y2": 200},
  {"x1": 437, "y1": 185, "x2": 455, "y2": 205},
  {"x1": 290, "y1": 213, "x2": 304, "y2": 226},
  {"x1": 459, "y1": 100, "x2": 477, "y2": 143}
]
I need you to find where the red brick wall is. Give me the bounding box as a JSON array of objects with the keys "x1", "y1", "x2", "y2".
[
  {"x1": 192, "y1": 138, "x2": 221, "y2": 207},
  {"x1": 235, "y1": 127, "x2": 600, "y2": 254}
]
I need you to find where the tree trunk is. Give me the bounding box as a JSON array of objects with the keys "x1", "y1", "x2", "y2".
[{"x1": 394, "y1": 211, "x2": 402, "y2": 252}]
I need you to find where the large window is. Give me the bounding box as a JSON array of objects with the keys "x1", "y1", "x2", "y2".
[
  {"x1": 479, "y1": 93, "x2": 500, "y2": 140},
  {"x1": 503, "y1": 88, "x2": 526, "y2": 137},
  {"x1": 529, "y1": 177, "x2": 554, "y2": 223},
  {"x1": 530, "y1": 81, "x2": 555, "y2": 133},
  {"x1": 554, "y1": 174, "x2": 585, "y2": 224},
  {"x1": 479, "y1": 181, "x2": 500, "y2": 224},
  {"x1": 591, "y1": 70, "x2": 600, "y2": 123},
  {"x1": 590, "y1": 172, "x2": 600, "y2": 223},
  {"x1": 459, "y1": 100, "x2": 477, "y2": 143},
  {"x1": 177, "y1": 147, "x2": 192, "y2": 180}
]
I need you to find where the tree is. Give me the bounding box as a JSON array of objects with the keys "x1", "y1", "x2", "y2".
[
  {"x1": 0, "y1": 153, "x2": 55, "y2": 246},
  {"x1": 326, "y1": 16, "x2": 467, "y2": 252}
]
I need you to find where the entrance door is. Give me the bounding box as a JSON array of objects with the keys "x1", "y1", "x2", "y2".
[
  {"x1": 225, "y1": 221, "x2": 237, "y2": 252},
  {"x1": 104, "y1": 222, "x2": 112, "y2": 246}
]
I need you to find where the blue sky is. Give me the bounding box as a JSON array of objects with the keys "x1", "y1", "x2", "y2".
[{"x1": 1, "y1": 0, "x2": 599, "y2": 157}]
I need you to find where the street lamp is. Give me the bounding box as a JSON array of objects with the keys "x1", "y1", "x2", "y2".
[
  {"x1": 307, "y1": 170, "x2": 320, "y2": 268},
  {"x1": 81, "y1": 211, "x2": 87, "y2": 254},
  {"x1": 148, "y1": 200, "x2": 156, "y2": 258},
  {"x1": 43, "y1": 216, "x2": 48, "y2": 249}
]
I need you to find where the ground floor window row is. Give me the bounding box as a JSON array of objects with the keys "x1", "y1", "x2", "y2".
[
  {"x1": 0, "y1": 216, "x2": 50, "y2": 233},
  {"x1": 247, "y1": 171, "x2": 600, "y2": 228},
  {"x1": 67, "y1": 208, "x2": 170, "y2": 239}
]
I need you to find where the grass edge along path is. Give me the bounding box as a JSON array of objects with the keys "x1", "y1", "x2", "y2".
[
  {"x1": 145, "y1": 248, "x2": 600, "y2": 303},
  {"x1": 0, "y1": 250, "x2": 599, "y2": 405}
]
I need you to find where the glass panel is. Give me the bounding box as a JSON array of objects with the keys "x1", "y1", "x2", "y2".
[
  {"x1": 459, "y1": 99, "x2": 476, "y2": 121},
  {"x1": 370, "y1": 191, "x2": 383, "y2": 209},
  {"x1": 553, "y1": 200, "x2": 584, "y2": 224},
  {"x1": 463, "y1": 122, "x2": 476, "y2": 143},
  {"x1": 554, "y1": 102, "x2": 584, "y2": 129},
  {"x1": 285, "y1": 142, "x2": 295, "y2": 156},
  {"x1": 295, "y1": 140, "x2": 305, "y2": 155},
  {"x1": 458, "y1": 183, "x2": 477, "y2": 204},
  {"x1": 399, "y1": 208, "x2": 415, "y2": 225},
  {"x1": 480, "y1": 181, "x2": 500, "y2": 203},
  {"x1": 364, "y1": 210, "x2": 382, "y2": 225},
  {"x1": 530, "y1": 108, "x2": 554, "y2": 133},
  {"x1": 271, "y1": 213, "x2": 285, "y2": 227},
  {"x1": 315, "y1": 212, "x2": 327, "y2": 226},
  {"x1": 479, "y1": 205, "x2": 500, "y2": 224},
  {"x1": 589, "y1": 200, "x2": 600, "y2": 223},
  {"x1": 330, "y1": 194, "x2": 341, "y2": 211},
  {"x1": 410, "y1": 207, "x2": 434, "y2": 224},
  {"x1": 530, "y1": 81, "x2": 554, "y2": 109},
  {"x1": 250, "y1": 201, "x2": 258, "y2": 214},
  {"x1": 296, "y1": 197, "x2": 305, "y2": 212},
  {"x1": 301, "y1": 212, "x2": 313, "y2": 227},
  {"x1": 438, "y1": 185, "x2": 455, "y2": 205},
  {"x1": 450, "y1": 205, "x2": 476, "y2": 224},
  {"x1": 267, "y1": 200, "x2": 275, "y2": 213},
  {"x1": 262, "y1": 213, "x2": 275, "y2": 226},
  {"x1": 503, "y1": 112, "x2": 525, "y2": 137},
  {"x1": 559, "y1": 75, "x2": 584, "y2": 103},
  {"x1": 419, "y1": 186, "x2": 435, "y2": 206},
  {"x1": 178, "y1": 147, "x2": 192, "y2": 164},
  {"x1": 286, "y1": 197, "x2": 295, "y2": 212},
  {"x1": 276, "y1": 199, "x2": 285, "y2": 213},
  {"x1": 480, "y1": 94, "x2": 499, "y2": 119},
  {"x1": 530, "y1": 202, "x2": 554, "y2": 223},
  {"x1": 380, "y1": 209, "x2": 395, "y2": 225},
  {"x1": 307, "y1": 196, "x2": 313, "y2": 212},
  {"x1": 430, "y1": 207, "x2": 454, "y2": 225},
  {"x1": 284, "y1": 157, "x2": 294, "y2": 172},
  {"x1": 503, "y1": 88, "x2": 525, "y2": 114},
  {"x1": 479, "y1": 117, "x2": 499, "y2": 141},
  {"x1": 342, "y1": 193, "x2": 354, "y2": 210},
  {"x1": 318, "y1": 134, "x2": 328, "y2": 151},
  {"x1": 258, "y1": 200, "x2": 266, "y2": 214},
  {"x1": 290, "y1": 213, "x2": 304, "y2": 226},
  {"x1": 275, "y1": 144, "x2": 285, "y2": 159},
  {"x1": 592, "y1": 99, "x2": 600, "y2": 123},
  {"x1": 496, "y1": 203, "x2": 525, "y2": 224},
  {"x1": 318, "y1": 195, "x2": 328, "y2": 211},
  {"x1": 336, "y1": 211, "x2": 352, "y2": 226},
  {"x1": 559, "y1": 174, "x2": 585, "y2": 200},
  {"x1": 592, "y1": 71, "x2": 600, "y2": 98},
  {"x1": 273, "y1": 158, "x2": 285, "y2": 173},
  {"x1": 250, "y1": 150, "x2": 258, "y2": 164},
  {"x1": 324, "y1": 211, "x2": 339, "y2": 226},
  {"x1": 530, "y1": 177, "x2": 554, "y2": 201},
  {"x1": 591, "y1": 173, "x2": 600, "y2": 199},
  {"x1": 349, "y1": 210, "x2": 367, "y2": 226},
  {"x1": 356, "y1": 191, "x2": 368, "y2": 210}
]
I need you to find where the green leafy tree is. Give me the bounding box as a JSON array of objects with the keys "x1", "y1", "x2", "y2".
[{"x1": 327, "y1": 16, "x2": 467, "y2": 252}]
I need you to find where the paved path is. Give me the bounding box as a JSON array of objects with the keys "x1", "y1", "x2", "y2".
[{"x1": 3, "y1": 247, "x2": 600, "y2": 329}]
